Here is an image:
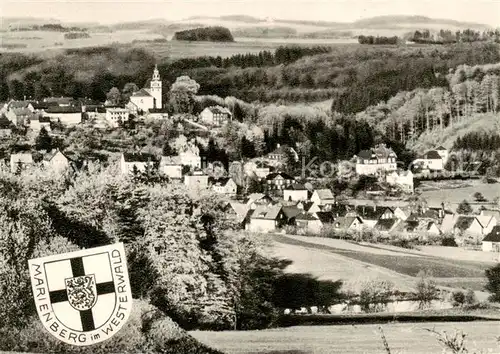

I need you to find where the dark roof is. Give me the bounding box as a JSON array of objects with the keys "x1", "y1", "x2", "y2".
[
  {"x1": 0, "y1": 115, "x2": 12, "y2": 128},
  {"x1": 436, "y1": 146, "x2": 447, "y2": 150},
  {"x1": 282, "y1": 205, "x2": 302, "y2": 219},
  {"x1": 205, "y1": 106, "x2": 231, "y2": 115},
  {"x1": 131, "y1": 88, "x2": 152, "y2": 97},
  {"x1": 285, "y1": 183, "x2": 307, "y2": 191},
  {"x1": 455, "y1": 216, "x2": 476, "y2": 231},
  {"x1": 357, "y1": 144, "x2": 396, "y2": 159},
  {"x1": 45, "y1": 106, "x2": 81, "y2": 114},
  {"x1": 330, "y1": 204, "x2": 349, "y2": 217},
  {"x1": 301, "y1": 201, "x2": 315, "y2": 212},
  {"x1": 296, "y1": 212, "x2": 319, "y2": 221},
  {"x1": 148, "y1": 108, "x2": 169, "y2": 113},
  {"x1": 209, "y1": 177, "x2": 232, "y2": 186},
  {"x1": 375, "y1": 218, "x2": 398, "y2": 231},
  {"x1": 316, "y1": 211, "x2": 335, "y2": 224},
  {"x1": 354, "y1": 205, "x2": 392, "y2": 220},
  {"x1": 266, "y1": 172, "x2": 294, "y2": 181},
  {"x1": 43, "y1": 149, "x2": 70, "y2": 162},
  {"x1": 122, "y1": 152, "x2": 157, "y2": 163},
  {"x1": 483, "y1": 226, "x2": 500, "y2": 242},
  {"x1": 421, "y1": 150, "x2": 442, "y2": 160}
]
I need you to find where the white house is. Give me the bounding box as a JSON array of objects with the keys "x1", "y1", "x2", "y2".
[
  {"x1": 283, "y1": 183, "x2": 309, "y2": 202},
  {"x1": 43, "y1": 106, "x2": 82, "y2": 125},
  {"x1": 120, "y1": 152, "x2": 157, "y2": 175},
  {"x1": 386, "y1": 170, "x2": 414, "y2": 193},
  {"x1": 199, "y1": 106, "x2": 232, "y2": 126},
  {"x1": 211, "y1": 177, "x2": 237, "y2": 195},
  {"x1": 184, "y1": 171, "x2": 209, "y2": 190},
  {"x1": 159, "y1": 156, "x2": 183, "y2": 179},
  {"x1": 310, "y1": 189, "x2": 335, "y2": 207},
  {"x1": 41, "y1": 149, "x2": 70, "y2": 174},
  {"x1": 129, "y1": 65, "x2": 162, "y2": 113},
  {"x1": 413, "y1": 150, "x2": 444, "y2": 171},
  {"x1": 105, "y1": 108, "x2": 129, "y2": 128},
  {"x1": 146, "y1": 108, "x2": 169, "y2": 120},
  {"x1": 355, "y1": 144, "x2": 397, "y2": 175},
  {"x1": 482, "y1": 226, "x2": 500, "y2": 252},
  {"x1": 247, "y1": 205, "x2": 285, "y2": 233}
]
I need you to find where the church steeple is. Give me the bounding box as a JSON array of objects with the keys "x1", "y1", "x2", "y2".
[
  {"x1": 152, "y1": 64, "x2": 160, "y2": 81},
  {"x1": 150, "y1": 64, "x2": 162, "y2": 109}
]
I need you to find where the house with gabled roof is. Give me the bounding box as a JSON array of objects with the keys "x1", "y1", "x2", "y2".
[
  {"x1": 210, "y1": 177, "x2": 237, "y2": 196},
  {"x1": 393, "y1": 218, "x2": 441, "y2": 238},
  {"x1": 282, "y1": 205, "x2": 302, "y2": 225},
  {"x1": 482, "y1": 226, "x2": 500, "y2": 252},
  {"x1": 43, "y1": 106, "x2": 82, "y2": 125},
  {"x1": 310, "y1": 189, "x2": 335, "y2": 207},
  {"x1": 412, "y1": 150, "x2": 444, "y2": 171},
  {"x1": 199, "y1": 106, "x2": 232, "y2": 127},
  {"x1": 265, "y1": 172, "x2": 294, "y2": 191},
  {"x1": 355, "y1": 144, "x2": 397, "y2": 175},
  {"x1": 374, "y1": 218, "x2": 401, "y2": 233},
  {"x1": 120, "y1": 152, "x2": 158, "y2": 175},
  {"x1": 297, "y1": 200, "x2": 321, "y2": 214},
  {"x1": 333, "y1": 216, "x2": 363, "y2": 231},
  {"x1": 348, "y1": 205, "x2": 395, "y2": 228},
  {"x1": 283, "y1": 183, "x2": 308, "y2": 201},
  {"x1": 43, "y1": 97, "x2": 75, "y2": 107},
  {"x1": 315, "y1": 211, "x2": 335, "y2": 227},
  {"x1": 247, "y1": 205, "x2": 285, "y2": 233},
  {"x1": 245, "y1": 193, "x2": 273, "y2": 209},
  {"x1": 6, "y1": 107, "x2": 34, "y2": 126},
  {"x1": 266, "y1": 144, "x2": 298, "y2": 163},
  {"x1": 159, "y1": 155, "x2": 183, "y2": 179},
  {"x1": 41, "y1": 149, "x2": 70, "y2": 174},
  {"x1": 295, "y1": 212, "x2": 322, "y2": 234}
]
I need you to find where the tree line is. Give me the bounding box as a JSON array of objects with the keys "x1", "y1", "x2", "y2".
[
  {"x1": 410, "y1": 28, "x2": 500, "y2": 44},
  {"x1": 358, "y1": 35, "x2": 399, "y2": 45}
]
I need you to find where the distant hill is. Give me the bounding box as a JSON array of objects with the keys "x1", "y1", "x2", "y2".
[
  {"x1": 352, "y1": 15, "x2": 491, "y2": 29},
  {"x1": 173, "y1": 26, "x2": 234, "y2": 42}
]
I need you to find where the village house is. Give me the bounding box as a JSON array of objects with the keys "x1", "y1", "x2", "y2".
[
  {"x1": 128, "y1": 65, "x2": 162, "y2": 113},
  {"x1": 120, "y1": 152, "x2": 157, "y2": 175},
  {"x1": 159, "y1": 156, "x2": 183, "y2": 179},
  {"x1": 395, "y1": 217, "x2": 441, "y2": 239},
  {"x1": 179, "y1": 150, "x2": 201, "y2": 170},
  {"x1": 315, "y1": 211, "x2": 336, "y2": 228},
  {"x1": 245, "y1": 193, "x2": 273, "y2": 210},
  {"x1": 282, "y1": 205, "x2": 302, "y2": 225},
  {"x1": 6, "y1": 107, "x2": 34, "y2": 126},
  {"x1": 247, "y1": 205, "x2": 285, "y2": 233},
  {"x1": 28, "y1": 115, "x2": 51, "y2": 132},
  {"x1": 374, "y1": 218, "x2": 401, "y2": 234},
  {"x1": 283, "y1": 183, "x2": 309, "y2": 202},
  {"x1": 41, "y1": 149, "x2": 70, "y2": 174},
  {"x1": 333, "y1": 216, "x2": 364, "y2": 232},
  {"x1": 266, "y1": 144, "x2": 299, "y2": 163},
  {"x1": 199, "y1": 106, "x2": 232, "y2": 126},
  {"x1": 10, "y1": 152, "x2": 34, "y2": 173},
  {"x1": 310, "y1": 189, "x2": 335, "y2": 208},
  {"x1": 105, "y1": 107, "x2": 129, "y2": 128},
  {"x1": 43, "y1": 106, "x2": 82, "y2": 125},
  {"x1": 385, "y1": 170, "x2": 414, "y2": 193},
  {"x1": 146, "y1": 108, "x2": 169, "y2": 120},
  {"x1": 412, "y1": 150, "x2": 444, "y2": 171},
  {"x1": 441, "y1": 214, "x2": 497, "y2": 238},
  {"x1": 295, "y1": 213, "x2": 323, "y2": 234},
  {"x1": 225, "y1": 201, "x2": 251, "y2": 228},
  {"x1": 83, "y1": 105, "x2": 106, "y2": 121},
  {"x1": 482, "y1": 226, "x2": 500, "y2": 252},
  {"x1": 265, "y1": 172, "x2": 295, "y2": 191},
  {"x1": 210, "y1": 177, "x2": 237, "y2": 196},
  {"x1": 184, "y1": 170, "x2": 209, "y2": 190},
  {"x1": 355, "y1": 144, "x2": 397, "y2": 175},
  {"x1": 393, "y1": 206, "x2": 412, "y2": 221},
  {"x1": 348, "y1": 205, "x2": 395, "y2": 228}
]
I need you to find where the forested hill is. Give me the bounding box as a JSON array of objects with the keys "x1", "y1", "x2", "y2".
[{"x1": 173, "y1": 26, "x2": 234, "y2": 42}]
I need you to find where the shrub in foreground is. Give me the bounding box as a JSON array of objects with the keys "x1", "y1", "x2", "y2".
[{"x1": 0, "y1": 300, "x2": 222, "y2": 354}]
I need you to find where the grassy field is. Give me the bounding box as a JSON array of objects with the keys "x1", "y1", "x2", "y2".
[
  {"x1": 191, "y1": 321, "x2": 500, "y2": 354},
  {"x1": 418, "y1": 179, "x2": 500, "y2": 210},
  {"x1": 271, "y1": 235, "x2": 494, "y2": 292}
]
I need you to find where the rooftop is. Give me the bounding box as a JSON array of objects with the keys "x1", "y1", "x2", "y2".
[
  {"x1": 483, "y1": 226, "x2": 500, "y2": 242},
  {"x1": 122, "y1": 152, "x2": 157, "y2": 163},
  {"x1": 357, "y1": 144, "x2": 396, "y2": 160}
]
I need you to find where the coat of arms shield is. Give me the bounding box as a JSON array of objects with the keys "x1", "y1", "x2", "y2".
[{"x1": 28, "y1": 243, "x2": 132, "y2": 346}]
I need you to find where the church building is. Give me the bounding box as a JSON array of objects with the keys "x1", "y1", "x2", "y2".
[{"x1": 128, "y1": 65, "x2": 162, "y2": 113}]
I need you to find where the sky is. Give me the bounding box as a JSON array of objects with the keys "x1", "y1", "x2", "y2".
[{"x1": 1, "y1": 0, "x2": 499, "y2": 26}]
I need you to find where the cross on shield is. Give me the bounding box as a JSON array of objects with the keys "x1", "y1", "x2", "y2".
[{"x1": 44, "y1": 252, "x2": 117, "y2": 332}]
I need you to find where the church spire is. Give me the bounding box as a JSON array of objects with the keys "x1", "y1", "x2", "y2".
[{"x1": 152, "y1": 64, "x2": 160, "y2": 81}]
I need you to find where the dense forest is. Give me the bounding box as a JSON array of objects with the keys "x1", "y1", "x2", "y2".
[
  {"x1": 410, "y1": 29, "x2": 500, "y2": 44},
  {"x1": 173, "y1": 26, "x2": 234, "y2": 42}
]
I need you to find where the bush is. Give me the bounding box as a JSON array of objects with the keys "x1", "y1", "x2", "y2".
[
  {"x1": 358, "y1": 280, "x2": 394, "y2": 313},
  {"x1": 0, "y1": 300, "x2": 222, "y2": 354},
  {"x1": 415, "y1": 270, "x2": 439, "y2": 309},
  {"x1": 464, "y1": 289, "x2": 477, "y2": 307},
  {"x1": 485, "y1": 263, "x2": 500, "y2": 302},
  {"x1": 441, "y1": 237, "x2": 458, "y2": 247},
  {"x1": 451, "y1": 290, "x2": 466, "y2": 307}
]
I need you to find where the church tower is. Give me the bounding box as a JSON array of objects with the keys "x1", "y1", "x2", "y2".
[{"x1": 150, "y1": 64, "x2": 162, "y2": 109}]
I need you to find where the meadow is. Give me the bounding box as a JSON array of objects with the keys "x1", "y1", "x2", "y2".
[
  {"x1": 190, "y1": 321, "x2": 500, "y2": 354},
  {"x1": 271, "y1": 235, "x2": 494, "y2": 292}
]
